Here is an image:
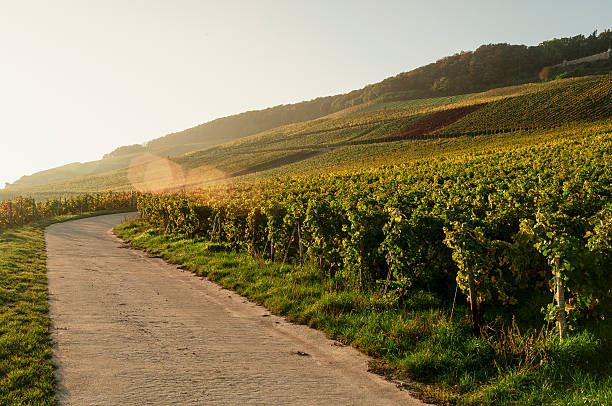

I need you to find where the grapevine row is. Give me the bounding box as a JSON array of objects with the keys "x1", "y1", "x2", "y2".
[
  {"x1": 0, "y1": 192, "x2": 137, "y2": 232},
  {"x1": 435, "y1": 76, "x2": 612, "y2": 135},
  {"x1": 138, "y1": 131, "x2": 612, "y2": 335}
]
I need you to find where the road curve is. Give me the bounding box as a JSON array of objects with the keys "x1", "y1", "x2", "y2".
[{"x1": 46, "y1": 213, "x2": 425, "y2": 405}]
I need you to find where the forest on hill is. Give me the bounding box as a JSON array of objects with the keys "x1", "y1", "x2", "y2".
[{"x1": 130, "y1": 30, "x2": 612, "y2": 157}]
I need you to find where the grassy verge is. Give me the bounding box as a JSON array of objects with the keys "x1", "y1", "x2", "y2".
[
  {"x1": 115, "y1": 220, "x2": 611, "y2": 405},
  {"x1": 0, "y1": 209, "x2": 134, "y2": 405}
]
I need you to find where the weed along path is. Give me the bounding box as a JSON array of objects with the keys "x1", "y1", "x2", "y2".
[{"x1": 46, "y1": 213, "x2": 424, "y2": 405}]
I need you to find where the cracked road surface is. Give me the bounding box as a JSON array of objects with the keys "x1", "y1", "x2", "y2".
[{"x1": 46, "y1": 213, "x2": 425, "y2": 405}]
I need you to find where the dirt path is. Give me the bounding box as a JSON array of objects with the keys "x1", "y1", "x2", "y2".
[{"x1": 46, "y1": 214, "x2": 425, "y2": 405}]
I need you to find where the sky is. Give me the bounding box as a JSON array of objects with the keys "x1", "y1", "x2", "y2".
[{"x1": 0, "y1": 0, "x2": 610, "y2": 188}]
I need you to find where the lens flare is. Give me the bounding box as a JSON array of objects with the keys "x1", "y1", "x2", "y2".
[{"x1": 128, "y1": 153, "x2": 227, "y2": 192}]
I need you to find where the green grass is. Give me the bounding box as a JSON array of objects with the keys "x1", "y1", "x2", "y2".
[
  {"x1": 0, "y1": 209, "x2": 134, "y2": 405},
  {"x1": 115, "y1": 221, "x2": 612, "y2": 406},
  {"x1": 0, "y1": 224, "x2": 54, "y2": 405}
]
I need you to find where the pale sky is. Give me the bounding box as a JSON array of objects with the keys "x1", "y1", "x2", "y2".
[{"x1": 1, "y1": 0, "x2": 610, "y2": 188}]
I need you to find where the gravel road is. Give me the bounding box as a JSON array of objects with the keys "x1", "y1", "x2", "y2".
[{"x1": 46, "y1": 213, "x2": 425, "y2": 405}]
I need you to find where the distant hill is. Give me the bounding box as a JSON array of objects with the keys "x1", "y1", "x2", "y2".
[
  {"x1": 3, "y1": 73, "x2": 610, "y2": 201},
  {"x1": 5, "y1": 29, "x2": 611, "y2": 191}
]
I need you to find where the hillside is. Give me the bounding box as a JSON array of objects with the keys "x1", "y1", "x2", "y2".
[
  {"x1": 2, "y1": 73, "x2": 610, "y2": 201},
  {"x1": 5, "y1": 30, "x2": 611, "y2": 192}
]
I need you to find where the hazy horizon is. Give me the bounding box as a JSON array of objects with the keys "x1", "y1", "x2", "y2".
[{"x1": 1, "y1": 0, "x2": 611, "y2": 188}]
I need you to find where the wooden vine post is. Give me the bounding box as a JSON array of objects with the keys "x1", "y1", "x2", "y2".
[
  {"x1": 466, "y1": 266, "x2": 480, "y2": 336},
  {"x1": 251, "y1": 214, "x2": 257, "y2": 257},
  {"x1": 443, "y1": 223, "x2": 485, "y2": 337},
  {"x1": 359, "y1": 227, "x2": 365, "y2": 290},
  {"x1": 297, "y1": 222, "x2": 303, "y2": 266},
  {"x1": 554, "y1": 255, "x2": 567, "y2": 340},
  {"x1": 281, "y1": 226, "x2": 297, "y2": 267}
]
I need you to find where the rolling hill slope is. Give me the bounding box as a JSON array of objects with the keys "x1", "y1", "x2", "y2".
[
  {"x1": 2, "y1": 73, "x2": 610, "y2": 200},
  {"x1": 5, "y1": 31, "x2": 611, "y2": 192}
]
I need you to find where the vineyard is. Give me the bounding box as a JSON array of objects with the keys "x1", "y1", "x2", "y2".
[
  {"x1": 120, "y1": 125, "x2": 612, "y2": 404},
  {"x1": 435, "y1": 75, "x2": 612, "y2": 135},
  {"x1": 384, "y1": 104, "x2": 486, "y2": 140},
  {"x1": 0, "y1": 192, "x2": 136, "y2": 232},
  {"x1": 3, "y1": 28, "x2": 611, "y2": 405},
  {"x1": 357, "y1": 93, "x2": 477, "y2": 113},
  {"x1": 136, "y1": 129, "x2": 612, "y2": 335},
  {"x1": 2, "y1": 75, "x2": 610, "y2": 200}
]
